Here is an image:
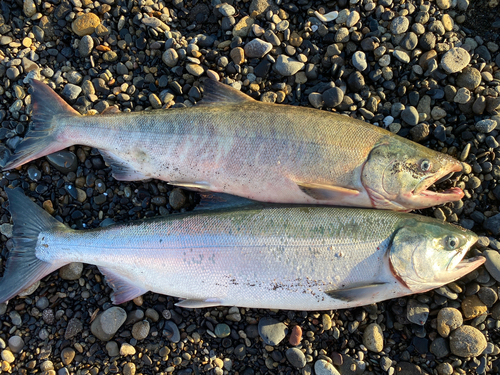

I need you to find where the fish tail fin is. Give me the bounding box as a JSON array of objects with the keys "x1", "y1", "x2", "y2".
[
  {"x1": 3, "y1": 79, "x2": 80, "y2": 170},
  {"x1": 0, "y1": 188, "x2": 68, "y2": 304}
]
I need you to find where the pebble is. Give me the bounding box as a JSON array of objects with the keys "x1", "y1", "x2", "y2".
[
  {"x1": 1, "y1": 350, "x2": 15, "y2": 363},
  {"x1": 61, "y1": 348, "x2": 75, "y2": 365},
  {"x1": 131, "y1": 321, "x2": 150, "y2": 340},
  {"x1": 274, "y1": 55, "x2": 304, "y2": 76},
  {"x1": 440, "y1": 47, "x2": 470, "y2": 73},
  {"x1": 475, "y1": 119, "x2": 497, "y2": 134},
  {"x1": 258, "y1": 317, "x2": 287, "y2": 346},
  {"x1": 90, "y1": 307, "x2": 127, "y2": 341},
  {"x1": 71, "y1": 13, "x2": 100, "y2": 36},
  {"x1": 289, "y1": 325, "x2": 302, "y2": 346},
  {"x1": 59, "y1": 262, "x2": 83, "y2": 280},
  {"x1": 62, "y1": 84, "x2": 82, "y2": 101},
  {"x1": 362, "y1": 323, "x2": 384, "y2": 352},
  {"x1": 162, "y1": 49, "x2": 178, "y2": 68},
  {"x1": 401, "y1": 106, "x2": 419, "y2": 125},
  {"x1": 391, "y1": 16, "x2": 410, "y2": 34},
  {"x1": 456, "y1": 67, "x2": 482, "y2": 90},
  {"x1": 437, "y1": 308, "x2": 463, "y2": 337},
  {"x1": 462, "y1": 295, "x2": 488, "y2": 319},
  {"x1": 449, "y1": 326, "x2": 487, "y2": 357},
  {"x1": 23, "y1": 0, "x2": 36, "y2": 17},
  {"x1": 164, "y1": 321, "x2": 180, "y2": 343},
  {"x1": 322, "y1": 87, "x2": 344, "y2": 108},
  {"x1": 406, "y1": 299, "x2": 429, "y2": 325},
  {"x1": 286, "y1": 348, "x2": 306, "y2": 368},
  {"x1": 232, "y1": 16, "x2": 254, "y2": 38},
  {"x1": 314, "y1": 359, "x2": 341, "y2": 375},
  {"x1": 430, "y1": 337, "x2": 450, "y2": 358},
  {"x1": 244, "y1": 38, "x2": 272, "y2": 58},
  {"x1": 7, "y1": 336, "x2": 23, "y2": 353},
  {"x1": 215, "y1": 323, "x2": 231, "y2": 338},
  {"x1": 352, "y1": 51, "x2": 367, "y2": 71},
  {"x1": 79, "y1": 35, "x2": 93, "y2": 57},
  {"x1": 484, "y1": 250, "x2": 500, "y2": 282},
  {"x1": 120, "y1": 343, "x2": 136, "y2": 356}
]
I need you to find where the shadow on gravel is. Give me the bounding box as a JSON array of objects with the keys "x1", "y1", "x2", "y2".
[{"x1": 463, "y1": 0, "x2": 500, "y2": 42}]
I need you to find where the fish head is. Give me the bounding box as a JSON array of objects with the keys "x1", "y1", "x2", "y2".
[
  {"x1": 362, "y1": 138, "x2": 464, "y2": 211},
  {"x1": 388, "y1": 218, "x2": 484, "y2": 293}
]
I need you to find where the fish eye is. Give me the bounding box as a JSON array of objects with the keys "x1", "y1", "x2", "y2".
[
  {"x1": 419, "y1": 159, "x2": 431, "y2": 172},
  {"x1": 446, "y1": 236, "x2": 459, "y2": 250}
]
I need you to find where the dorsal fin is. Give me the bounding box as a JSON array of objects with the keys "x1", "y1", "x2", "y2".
[{"x1": 199, "y1": 79, "x2": 255, "y2": 106}]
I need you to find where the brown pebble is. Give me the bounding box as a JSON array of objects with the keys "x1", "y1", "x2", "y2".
[
  {"x1": 43, "y1": 200, "x2": 55, "y2": 215},
  {"x1": 230, "y1": 47, "x2": 245, "y2": 65},
  {"x1": 461, "y1": 295, "x2": 487, "y2": 319},
  {"x1": 331, "y1": 352, "x2": 343, "y2": 366},
  {"x1": 72, "y1": 13, "x2": 100, "y2": 37},
  {"x1": 289, "y1": 325, "x2": 302, "y2": 346}
]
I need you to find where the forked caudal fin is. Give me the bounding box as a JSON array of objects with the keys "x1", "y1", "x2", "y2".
[
  {"x1": 2, "y1": 79, "x2": 79, "y2": 170},
  {"x1": 0, "y1": 188, "x2": 69, "y2": 304}
]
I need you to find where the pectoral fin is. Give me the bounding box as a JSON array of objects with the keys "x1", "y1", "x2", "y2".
[
  {"x1": 175, "y1": 298, "x2": 223, "y2": 309},
  {"x1": 98, "y1": 266, "x2": 148, "y2": 305},
  {"x1": 296, "y1": 182, "x2": 360, "y2": 201},
  {"x1": 168, "y1": 181, "x2": 213, "y2": 191},
  {"x1": 325, "y1": 283, "x2": 387, "y2": 302},
  {"x1": 99, "y1": 150, "x2": 148, "y2": 181}
]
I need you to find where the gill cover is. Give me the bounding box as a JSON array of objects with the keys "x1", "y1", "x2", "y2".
[{"x1": 389, "y1": 219, "x2": 472, "y2": 292}]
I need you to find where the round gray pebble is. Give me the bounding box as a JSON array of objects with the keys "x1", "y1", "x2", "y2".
[{"x1": 286, "y1": 348, "x2": 306, "y2": 368}]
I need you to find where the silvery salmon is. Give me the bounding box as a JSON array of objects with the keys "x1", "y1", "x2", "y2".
[
  {"x1": 0, "y1": 189, "x2": 483, "y2": 310},
  {"x1": 4, "y1": 79, "x2": 464, "y2": 211}
]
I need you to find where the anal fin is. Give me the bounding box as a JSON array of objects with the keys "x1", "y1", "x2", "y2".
[
  {"x1": 296, "y1": 182, "x2": 360, "y2": 201},
  {"x1": 168, "y1": 181, "x2": 213, "y2": 191},
  {"x1": 99, "y1": 150, "x2": 148, "y2": 181},
  {"x1": 98, "y1": 266, "x2": 148, "y2": 304},
  {"x1": 175, "y1": 298, "x2": 222, "y2": 309},
  {"x1": 325, "y1": 283, "x2": 387, "y2": 302}
]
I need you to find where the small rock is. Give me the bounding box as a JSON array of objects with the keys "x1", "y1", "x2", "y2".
[
  {"x1": 363, "y1": 323, "x2": 384, "y2": 352},
  {"x1": 352, "y1": 51, "x2": 367, "y2": 71},
  {"x1": 120, "y1": 343, "x2": 136, "y2": 356},
  {"x1": 395, "y1": 362, "x2": 427, "y2": 375},
  {"x1": 90, "y1": 307, "x2": 127, "y2": 341},
  {"x1": 24, "y1": 0, "x2": 37, "y2": 17},
  {"x1": 106, "y1": 341, "x2": 119, "y2": 357},
  {"x1": 1, "y1": 350, "x2": 15, "y2": 363},
  {"x1": 162, "y1": 49, "x2": 178, "y2": 67},
  {"x1": 430, "y1": 337, "x2": 450, "y2": 358},
  {"x1": 215, "y1": 323, "x2": 231, "y2": 338},
  {"x1": 456, "y1": 67, "x2": 482, "y2": 90},
  {"x1": 164, "y1": 321, "x2": 180, "y2": 343},
  {"x1": 391, "y1": 16, "x2": 410, "y2": 34},
  {"x1": 59, "y1": 263, "x2": 83, "y2": 280},
  {"x1": 169, "y1": 188, "x2": 186, "y2": 210},
  {"x1": 406, "y1": 299, "x2": 429, "y2": 325},
  {"x1": 79, "y1": 35, "x2": 93, "y2": 57},
  {"x1": 314, "y1": 359, "x2": 341, "y2": 375},
  {"x1": 322, "y1": 87, "x2": 344, "y2": 108},
  {"x1": 401, "y1": 106, "x2": 419, "y2": 125},
  {"x1": 7, "y1": 336, "x2": 24, "y2": 354},
  {"x1": 244, "y1": 38, "x2": 272, "y2": 58},
  {"x1": 286, "y1": 348, "x2": 306, "y2": 368},
  {"x1": 258, "y1": 317, "x2": 287, "y2": 346},
  {"x1": 462, "y1": 295, "x2": 487, "y2": 319},
  {"x1": 131, "y1": 321, "x2": 150, "y2": 341},
  {"x1": 475, "y1": 119, "x2": 497, "y2": 134},
  {"x1": 232, "y1": 16, "x2": 254, "y2": 38},
  {"x1": 449, "y1": 326, "x2": 487, "y2": 357},
  {"x1": 274, "y1": 55, "x2": 304, "y2": 76},
  {"x1": 440, "y1": 47, "x2": 470, "y2": 73},
  {"x1": 484, "y1": 250, "x2": 500, "y2": 282},
  {"x1": 289, "y1": 325, "x2": 302, "y2": 346},
  {"x1": 61, "y1": 347, "x2": 75, "y2": 365},
  {"x1": 72, "y1": 13, "x2": 100, "y2": 37},
  {"x1": 437, "y1": 308, "x2": 463, "y2": 337}
]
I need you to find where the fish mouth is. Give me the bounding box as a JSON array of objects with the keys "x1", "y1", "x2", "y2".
[
  {"x1": 411, "y1": 163, "x2": 463, "y2": 205},
  {"x1": 439, "y1": 256, "x2": 485, "y2": 282}
]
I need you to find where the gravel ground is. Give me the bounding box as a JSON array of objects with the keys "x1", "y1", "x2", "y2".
[{"x1": 0, "y1": 0, "x2": 500, "y2": 374}]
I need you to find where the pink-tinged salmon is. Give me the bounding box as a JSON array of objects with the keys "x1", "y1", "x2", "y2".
[
  {"x1": 4, "y1": 79, "x2": 463, "y2": 211},
  {"x1": 0, "y1": 189, "x2": 483, "y2": 310}
]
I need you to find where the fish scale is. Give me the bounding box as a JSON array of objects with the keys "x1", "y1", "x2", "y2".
[
  {"x1": 0, "y1": 189, "x2": 483, "y2": 309},
  {"x1": 3, "y1": 79, "x2": 464, "y2": 211}
]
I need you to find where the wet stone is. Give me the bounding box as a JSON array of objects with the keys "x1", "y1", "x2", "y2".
[
  {"x1": 430, "y1": 337, "x2": 450, "y2": 358},
  {"x1": 46, "y1": 151, "x2": 78, "y2": 173},
  {"x1": 478, "y1": 287, "x2": 498, "y2": 307},
  {"x1": 61, "y1": 348, "x2": 75, "y2": 365},
  {"x1": 132, "y1": 321, "x2": 150, "y2": 341},
  {"x1": 8, "y1": 336, "x2": 24, "y2": 353},
  {"x1": 169, "y1": 188, "x2": 186, "y2": 210}
]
